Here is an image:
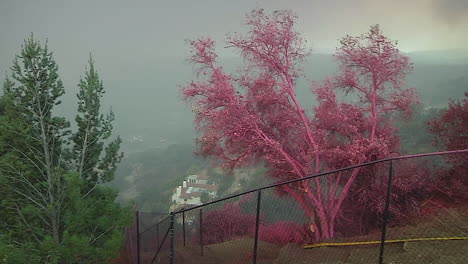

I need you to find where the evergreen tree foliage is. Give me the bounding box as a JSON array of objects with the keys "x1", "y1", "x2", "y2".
[
  {"x1": 0, "y1": 35, "x2": 130, "y2": 264},
  {"x1": 73, "y1": 55, "x2": 123, "y2": 188}
]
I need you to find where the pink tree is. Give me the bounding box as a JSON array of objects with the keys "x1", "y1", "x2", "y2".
[
  {"x1": 201, "y1": 200, "x2": 257, "y2": 244},
  {"x1": 182, "y1": 10, "x2": 416, "y2": 241},
  {"x1": 312, "y1": 24, "x2": 418, "y2": 235},
  {"x1": 429, "y1": 93, "x2": 468, "y2": 200}
]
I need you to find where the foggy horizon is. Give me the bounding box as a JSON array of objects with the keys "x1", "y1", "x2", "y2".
[
  {"x1": 1, "y1": 0, "x2": 467, "y2": 152},
  {"x1": 1, "y1": 2, "x2": 467, "y2": 263}
]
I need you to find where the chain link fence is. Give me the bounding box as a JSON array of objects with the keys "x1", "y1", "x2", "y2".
[{"x1": 128, "y1": 150, "x2": 468, "y2": 264}]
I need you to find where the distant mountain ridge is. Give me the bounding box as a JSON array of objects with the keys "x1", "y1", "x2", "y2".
[
  {"x1": 109, "y1": 49, "x2": 467, "y2": 211},
  {"x1": 406, "y1": 49, "x2": 468, "y2": 65},
  {"x1": 5, "y1": 49, "x2": 460, "y2": 153},
  {"x1": 111, "y1": 50, "x2": 467, "y2": 152}
]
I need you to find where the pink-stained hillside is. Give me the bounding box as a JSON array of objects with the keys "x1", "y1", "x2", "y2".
[
  {"x1": 182, "y1": 9, "x2": 418, "y2": 241},
  {"x1": 429, "y1": 93, "x2": 468, "y2": 200}
]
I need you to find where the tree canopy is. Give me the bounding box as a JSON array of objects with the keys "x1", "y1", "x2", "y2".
[
  {"x1": 182, "y1": 9, "x2": 417, "y2": 240},
  {"x1": 0, "y1": 36, "x2": 130, "y2": 263}
]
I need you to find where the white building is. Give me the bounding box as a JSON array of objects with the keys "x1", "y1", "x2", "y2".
[
  {"x1": 170, "y1": 174, "x2": 218, "y2": 211},
  {"x1": 186, "y1": 174, "x2": 208, "y2": 185}
]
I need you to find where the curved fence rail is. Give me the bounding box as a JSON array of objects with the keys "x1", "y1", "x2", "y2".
[{"x1": 127, "y1": 149, "x2": 468, "y2": 264}]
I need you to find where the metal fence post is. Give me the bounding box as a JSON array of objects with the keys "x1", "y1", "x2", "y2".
[
  {"x1": 253, "y1": 190, "x2": 262, "y2": 264},
  {"x1": 379, "y1": 160, "x2": 394, "y2": 264},
  {"x1": 200, "y1": 208, "x2": 204, "y2": 256},
  {"x1": 182, "y1": 211, "x2": 186, "y2": 246},
  {"x1": 169, "y1": 213, "x2": 175, "y2": 264},
  {"x1": 136, "y1": 210, "x2": 141, "y2": 264},
  {"x1": 156, "y1": 223, "x2": 159, "y2": 249}
]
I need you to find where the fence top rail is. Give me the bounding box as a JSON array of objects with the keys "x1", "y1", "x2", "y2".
[
  {"x1": 172, "y1": 149, "x2": 468, "y2": 214},
  {"x1": 157, "y1": 215, "x2": 171, "y2": 225},
  {"x1": 137, "y1": 211, "x2": 170, "y2": 215},
  {"x1": 139, "y1": 214, "x2": 172, "y2": 235}
]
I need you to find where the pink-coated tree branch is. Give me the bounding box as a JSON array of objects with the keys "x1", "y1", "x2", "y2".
[{"x1": 182, "y1": 11, "x2": 417, "y2": 241}]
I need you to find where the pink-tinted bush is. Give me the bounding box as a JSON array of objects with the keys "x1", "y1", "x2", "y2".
[
  {"x1": 200, "y1": 201, "x2": 256, "y2": 244},
  {"x1": 259, "y1": 221, "x2": 305, "y2": 245},
  {"x1": 335, "y1": 160, "x2": 432, "y2": 236},
  {"x1": 198, "y1": 199, "x2": 310, "y2": 245},
  {"x1": 429, "y1": 92, "x2": 468, "y2": 202}
]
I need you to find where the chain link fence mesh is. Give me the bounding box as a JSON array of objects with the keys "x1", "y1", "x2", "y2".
[
  {"x1": 382, "y1": 156, "x2": 468, "y2": 263},
  {"x1": 129, "y1": 151, "x2": 468, "y2": 264}
]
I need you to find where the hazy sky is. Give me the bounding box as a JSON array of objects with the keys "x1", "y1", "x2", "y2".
[
  {"x1": 0, "y1": 0, "x2": 467, "y2": 146},
  {"x1": 1, "y1": 0, "x2": 468, "y2": 63}
]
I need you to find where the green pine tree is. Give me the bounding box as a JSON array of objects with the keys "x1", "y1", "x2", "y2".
[
  {"x1": 0, "y1": 35, "x2": 131, "y2": 264},
  {"x1": 73, "y1": 55, "x2": 123, "y2": 189},
  {"x1": 0, "y1": 35, "x2": 70, "y2": 245}
]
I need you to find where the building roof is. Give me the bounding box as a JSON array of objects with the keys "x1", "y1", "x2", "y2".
[
  {"x1": 176, "y1": 183, "x2": 218, "y2": 200},
  {"x1": 179, "y1": 191, "x2": 202, "y2": 199},
  {"x1": 186, "y1": 183, "x2": 218, "y2": 191},
  {"x1": 196, "y1": 172, "x2": 210, "y2": 180},
  {"x1": 187, "y1": 173, "x2": 210, "y2": 180}
]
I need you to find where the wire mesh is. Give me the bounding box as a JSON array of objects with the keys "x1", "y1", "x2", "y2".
[
  {"x1": 168, "y1": 207, "x2": 205, "y2": 264},
  {"x1": 256, "y1": 186, "x2": 309, "y2": 263},
  {"x1": 382, "y1": 154, "x2": 468, "y2": 263},
  {"x1": 257, "y1": 164, "x2": 385, "y2": 263},
  {"x1": 123, "y1": 215, "x2": 138, "y2": 264},
  {"x1": 136, "y1": 212, "x2": 170, "y2": 264},
  {"x1": 150, "y1": 216, "x2": 172, "y2": 264},
  {"x1": 132, "y1": 150, "x2": 468, "y2": 264},
  {"x1": 172, "y1": 193, "x2": 257, "y2": 264}
]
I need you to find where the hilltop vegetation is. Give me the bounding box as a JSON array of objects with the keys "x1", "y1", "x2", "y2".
[{"x1": 0, "y1": 37, "x2": 131, "y2": 263}]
